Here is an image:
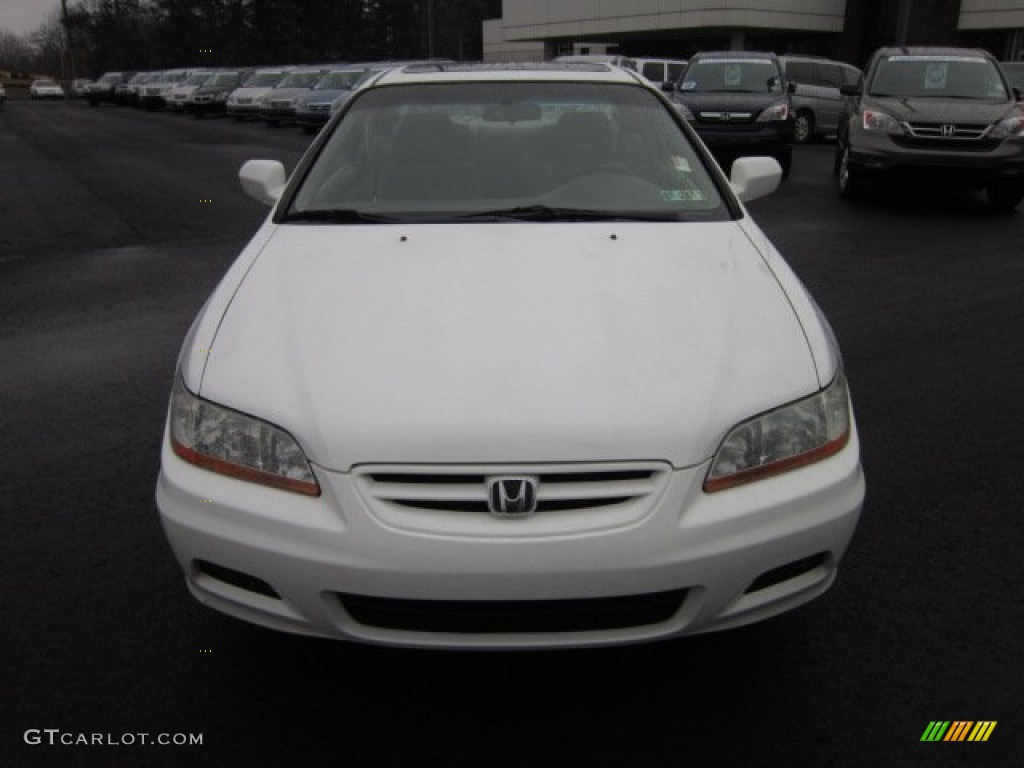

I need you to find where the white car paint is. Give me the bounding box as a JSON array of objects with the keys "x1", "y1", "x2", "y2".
[{"x1": 157, "y1": 64, "x2": 864, "y2": 649}]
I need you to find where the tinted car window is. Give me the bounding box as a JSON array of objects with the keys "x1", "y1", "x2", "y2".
[
  {"x1": 870, "y1": 55, "x2": 1008, "y2": 99},
  {"x1": 785, "y1": 61, "x2": 817, "y2": 84},
  {"x1": 682, "y1": 59, "x2": 783, "y2": 93},
  {"x1": 641, "y1": 62, "x2": 664, "y2": 82}
]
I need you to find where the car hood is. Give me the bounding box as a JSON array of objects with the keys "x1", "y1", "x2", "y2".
[
  {"x1": 675, "y1": 91, "x2": 785, "y2": 114},
  {"x1": 864, "y1": 95, "x2": 1013, "y2": 123},
  {"x1": 199, "y1": 223, "x2": 819, "y2": 471}
]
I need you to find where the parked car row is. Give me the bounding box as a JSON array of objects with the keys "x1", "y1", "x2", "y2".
[{"x1": 81, "y1": 63, "x2": 407, "y2": 132}]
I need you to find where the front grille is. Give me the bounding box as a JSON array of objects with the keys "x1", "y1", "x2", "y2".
[
  {"x1": 237, "y1": 97, "x2": 253, "y2": 104},
  {"x1": 270, "y1": 100, "x2": 292, "y2": 109},
  {"x1": 698, "y1": 111, "x2": 755, "y2": 125},
  {"x1": 309, "y1": 103, "x2": 330, "y2": 112},
  {"x1": 339, "y1": 589, "x2": 688, "y2": 633},
  {"x1": 896, "y1": 121, "x2": 996, "y2": 151},
  {"x1": 359, "y1": 464, "x2": 668, "y2": 516}
]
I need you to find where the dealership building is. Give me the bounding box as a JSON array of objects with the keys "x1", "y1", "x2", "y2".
[{"x1": 483, "y1": 1, "x2": 1024, "y2": 66}]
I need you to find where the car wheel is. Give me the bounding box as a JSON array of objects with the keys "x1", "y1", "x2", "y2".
[
  {"x1": 793, "y1": 111, "x2": 814, "y2": 144},
  {"x1": 836, "y1": 145, "x2": 862, "y2": 199},
  {"x1": 986, "y1": 184, "x2": 1024, "y2": 212}
]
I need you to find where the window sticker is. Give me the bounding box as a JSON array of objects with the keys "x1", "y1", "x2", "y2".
[
  {"x1": 662, "y1": 189, "x2": 706, "y2": 202},
  {"x1": 681, "y1": 80, "x2": 697, "y2": 90},
  {"x1": 924, "y1": 62, "x2": 948, "y2": 90},
  {"x1": 671, "y1": 156, "x2": 692, "y2": 173},
  {"x1": 724, "y1": 64, "x2": 742, "y2": 87}
]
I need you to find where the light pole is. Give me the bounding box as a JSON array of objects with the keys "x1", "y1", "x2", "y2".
[
  {"x1": 60, "y1": 0, "x2": 77, "y2": 81},
  {"x1": 427, "y1": 0, "x2": 435, "y2": 58}
]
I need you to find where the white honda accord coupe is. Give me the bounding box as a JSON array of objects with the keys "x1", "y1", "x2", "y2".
[{"x1": 156, "y1": 63, "x2": 864, "y2": 649}]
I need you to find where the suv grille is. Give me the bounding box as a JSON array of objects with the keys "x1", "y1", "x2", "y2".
[
  {"x1": 358, "y1": 464, "x2": 668, "y2": 515},
  {"x1": 697, "y1": 111, "x2": 755, "y2": 125},
  {"x1": 896, "y1": 121, "x2": 996, "y2": 151}
]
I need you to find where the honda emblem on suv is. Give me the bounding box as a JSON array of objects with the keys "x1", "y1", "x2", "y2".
[
  {"x1": 940, "y1": 124, "x2": 956, "y2": 137},
  {"x1": 486, "y1": 476, "x2": 538, "y2": 518}
]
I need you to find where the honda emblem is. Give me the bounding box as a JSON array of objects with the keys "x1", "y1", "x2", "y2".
[{"x1": 486, "y1": 476, "x2": 539, "y2": 518}]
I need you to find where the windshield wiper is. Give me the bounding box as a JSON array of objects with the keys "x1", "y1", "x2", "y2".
[
  {"x1": 452, "y1": 205, "x2": 676, "y2": 222},
  {"x1": 282, "y1": 209, "x2": 401, "y2": 224}
]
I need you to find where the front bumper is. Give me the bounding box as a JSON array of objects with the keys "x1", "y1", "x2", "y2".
[
  {"x1": 847, "y1": 128, "x2": 1024, "y2": 186},
  {"x1": 692, "y1": 119, "x2": 793, "y2": 155},
  {"x1": 226, "y1": 102, "x2": 261, "y2": 118},
  {"x1": 185, "y1": 99, "x2": 227, "y2": 115},
  {"x1": 261, "y1": 107, "x2": 298, "y2": 122},
  {"x1": 156, "y1": 424, "x2": 864, "y2": 650}
]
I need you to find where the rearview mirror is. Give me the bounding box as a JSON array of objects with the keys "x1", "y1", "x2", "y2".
[
  {"x1": 839, "y1": 83, "x2": 861, "y2": 97},
  {"x1": 729, "y1": 157, "x2": 782, "y2": 203},
  {"x1": 239, "y1": 159, "x2": 286, "y2": 207}
]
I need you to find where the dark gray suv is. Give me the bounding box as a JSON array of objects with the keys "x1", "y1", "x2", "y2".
[
  {"x1": 669, "y1": 51, "x2": 795, "y2": 177},
  {"x1": 836, "y1": 47, "x2": 1024, "y2": 210}
]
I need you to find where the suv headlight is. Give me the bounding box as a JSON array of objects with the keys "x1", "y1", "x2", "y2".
[
  {"x1": 705, "y1": 373, "x2": 852, "y2": 493},
  {"x1": 756, "y1": 101, "x2": 789, "y2": 122},
  {"x1": 992, "y1": 114, "x2": 1024, "y2": 138},
  {"x1": 861, "y1": 108, "x2": 903, "y2": 134},
  {"x1": 169, "y1": 376, "x2": 320, "y2": 496}
]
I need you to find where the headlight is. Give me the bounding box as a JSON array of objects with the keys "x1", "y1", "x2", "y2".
[
  {"x1": 169, "y1": 376, "x2": 320, "y2": 496},
  {"x1": 992, "y1": 114, "x2": 1024, "y2": 138},
  {"x1": 704, "y1": 373, "x2": 852, "y2": 493},
  {"x1": 756, "y1": 101, "x2": 789, "y2": 122},
  {"x1": 861, "y1": 108, "x2": 903, "y2": 134}
]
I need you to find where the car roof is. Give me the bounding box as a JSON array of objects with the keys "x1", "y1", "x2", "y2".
[
  {"x1": 873, "y1": 46, "x2": 995, "y2": 59},
  {"x1": 371, "y1": 62, "x2": 644, "y2": 87},
  {"x1": 691, "y1": 51, "x2": 777, "y2": 61}
]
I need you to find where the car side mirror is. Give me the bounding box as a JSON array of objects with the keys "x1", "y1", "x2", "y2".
[
  {"x1": 787, "y1": 81, "x2": 796, "y2": 94},
  {"x1": 729, "y1": 156, "x2": 782, "y2": 203},
  {"x1": 239, "y1": 159, "x2": 286, "y2": 207},
  {"x1": 1014, "y1": 86, "x2": 1022, "y2": 101},
  {"x1": 661, "y1": 81, "x2": 677, "y2": 93},
  {"x1": 840, "y1": 84, "x2": 861, "y2": 97}
]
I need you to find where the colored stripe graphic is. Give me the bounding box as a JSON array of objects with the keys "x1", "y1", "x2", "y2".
[
  {"x1": 944, "y1": 721, "x2": 972, "y2": 741},
  {"x1": 920, "y1": 721, "x2": 996, "y2": 742},
  {"x1": 968, "y1": 722, "x2": 997, "y2": 742}
]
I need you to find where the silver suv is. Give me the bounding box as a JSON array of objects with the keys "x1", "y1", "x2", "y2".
[{"x1": 779, "y1": 55, "x2": 862, "y2": 144}]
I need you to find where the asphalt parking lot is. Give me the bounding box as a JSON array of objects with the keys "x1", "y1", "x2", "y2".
[{"x1": 1, "y1": 99, "x2": 1021, "y2": 767}]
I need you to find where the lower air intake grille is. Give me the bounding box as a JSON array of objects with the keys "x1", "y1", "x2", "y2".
[{"x1": 339, "y1": 590, "x2": 688, "y2": 633}]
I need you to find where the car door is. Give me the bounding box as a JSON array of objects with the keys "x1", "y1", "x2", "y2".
[{"x1": 814, "y1": 63, "x2": 844, "y2": 134}]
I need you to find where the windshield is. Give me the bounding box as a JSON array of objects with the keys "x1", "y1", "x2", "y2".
[
  {"x1": 870, "y1": 56, "x2": 1008, "y2": 99},
  {"x1": 316, "y1": 70, "x2": 365, "y2": 90},
  {"x1": 160, "y1": 71, "x2": 184, "y2": 83},
  {"x1": 287, "y1": 82, "x2": 728, "y2": 223},
  {"x1": 184, "y1": 73, "x2": 210, "y2": 86},
  {"x1": 246, "y1": 72, "x2": 286, "y2": 87},
  {"x1": 679, "y1": 59, "x2": 783, "y2": 93},
  {"x1": 99, "y1": 73, "x2": 121, "y2": 84},
  {"x1": 277, "y1": 71, "x2": 321, "y2": 88}
]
